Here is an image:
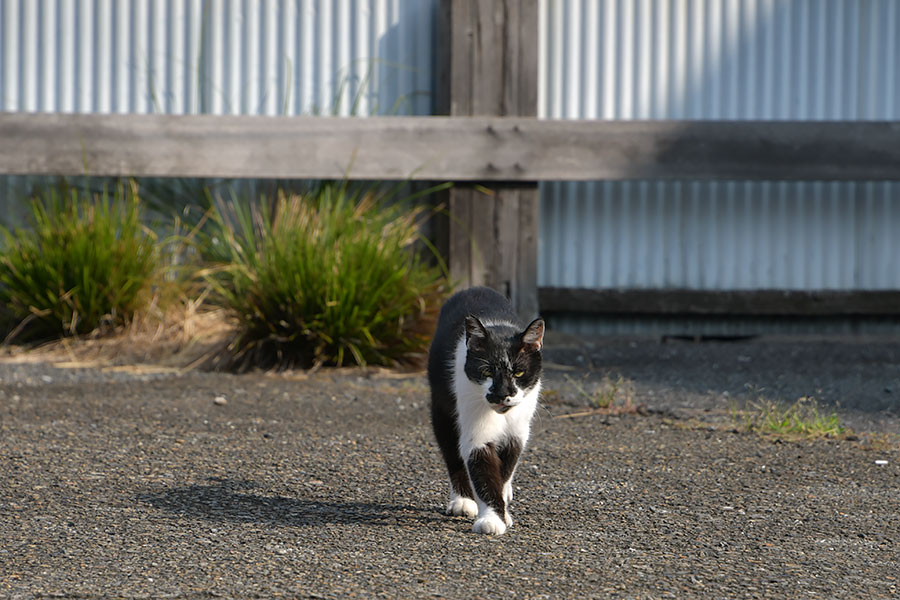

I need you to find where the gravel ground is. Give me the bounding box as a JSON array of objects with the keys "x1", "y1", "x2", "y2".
[{"x1": 1, "y1": 336, "x2": 899, "y2": 599}]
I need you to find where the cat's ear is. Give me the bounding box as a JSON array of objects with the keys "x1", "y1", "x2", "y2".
[
  {"x1": 521, "y1": 318, "x2": 545, "y2": 351},
  {"x1": 464, "y1": 316, "x2": 488, "y2": 349}
]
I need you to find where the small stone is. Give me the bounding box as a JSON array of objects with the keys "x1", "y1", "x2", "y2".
[{"x1": 213, "y1": 396, "x2": 227, "y2": 405}]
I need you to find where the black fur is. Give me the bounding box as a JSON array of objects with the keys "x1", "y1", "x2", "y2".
[
  {"x1": 498, "y1": 437, "x2": 523, "y2": 483},
  {"x1": 467, "y1": 443, "x2": 505, "y2": 514}
]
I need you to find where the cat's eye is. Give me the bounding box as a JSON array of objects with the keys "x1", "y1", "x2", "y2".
[
  {"x1": 514, "y1": 370, "x2": 525, "y2": 378},
  {"x1": 481, "y1": 367, "x2": 492, "y2": 378}
]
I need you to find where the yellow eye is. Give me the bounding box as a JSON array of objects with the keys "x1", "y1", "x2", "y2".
[
  {"x1": 514, "y1": 371, "x2": 525, "y2": 378},
  {"x1": 481, "y1": 367, "x2": 492, "y2": 378}
]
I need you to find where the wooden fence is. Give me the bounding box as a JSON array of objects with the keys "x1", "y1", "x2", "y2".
[{"x1": 2, "y1": 0, "x2": 900, "y2": 320}]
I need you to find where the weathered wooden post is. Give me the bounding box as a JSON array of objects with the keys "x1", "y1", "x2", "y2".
[{"x1": 435, "y1": 0, "x2": 539, "y2": 318}]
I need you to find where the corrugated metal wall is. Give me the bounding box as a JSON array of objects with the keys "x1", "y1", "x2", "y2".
[
  {"x1": 537, "y1": 0, "x2": 900, "y2": 333},
  {"x1": 0, "y1": 0, "x2": 435, "y2": 116},
  {"x1": 539, "y1": 0, "x2": 899, "y2": 121},
  {"x1": 2, "y1": 1, "x2": 899, "y2": 334},
  {"x1": 0, "y1": 0, "x2": 437, "y2": 222},
  {"x1": 540, "y1": 180, "x2": 899, "y2": 291}
]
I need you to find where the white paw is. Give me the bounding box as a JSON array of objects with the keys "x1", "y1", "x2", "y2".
[
  {"x1": 448, "y1": 496, "x2": 478, "y2": 518},
  {"x1": 503, "y1": 481, "x2": 513, "y2": 504},
  {"x1": 473, "y1": 512, "x2": 508, "y2": 535},
  {"x1": 504, "y1": 511, "x2": 513, "y2": 528}
]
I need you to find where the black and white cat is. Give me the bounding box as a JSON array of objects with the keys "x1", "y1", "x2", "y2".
[{"x1": 428, "y1": 287, "x2": 544, "y2": 535}]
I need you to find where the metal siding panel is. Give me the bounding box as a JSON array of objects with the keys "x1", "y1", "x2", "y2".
[
  {"x1": 58, "y1": 0, "x2": 74, "y2": 113},
  {"x1": 76, "y1": 0, "x2": 91, "y2": 113},
  {"x1": 110, "y1": 1, "x2": 124, "y2": 113},
  {"x1": 21, "y1": 0, "x2": 37, "y2": 111},
  {"x1": 132, "y1": 0, "x2": 148, "y2": 113},
  {"x1": 600, "y1": 0, "x2": 616, "y2": 119},
  {"x1": 166, "y1": 0, "x2": 182, "y2": 114},
  {"x1": 38, "y1": 0, "x2": 52, "y2": 111},
  {"x1": 209, "y1": 0, "x2": 225, "y2": 115},
  {"x1": 1, "y1": 0, "x2": 439, "y2": 232},
  {"x1": 298, "y1": 0, "x2": 315, "y2": 114},
  {"x1": 1, "y1": 0, "x2": 436, "y2": 117},
  {"x1": 538, "y1": 0, "x2": 900, "y2": 304},
  {"x1": 185, "y1": 0, "x2": 202, "y2": 114},
  {"x1": 1, "y1": 0, "x2": 16, "y2": 111},
  {"x1": 95, "y1": 0, "x2": 110, "y2": 113},
  {"x1": 262, "y1": 0, "x2": 278, "y2": 115}
]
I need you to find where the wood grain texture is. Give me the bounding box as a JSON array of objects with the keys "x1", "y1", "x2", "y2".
[
  {"x1": 515, "y1": 186, "x2": 539, "y2": 319},
  {"x1": 433, "y1": 0, "x2": 453, "y2": 117},
  {"x1": 2, "y1": 113, "x2": 899, "y2": 181},
  {"x1": 538, "y1": 287, "x2": 900, "y2": 316},
  {"x1": 514, "y1": 1, "x2": 539, "y2": 117},
  {"x1": 448, "y1": 187, "x2": 475, "y2": 286},
  {"x1": 439, "y1": 0, "x2": 541, "y2": 317}
]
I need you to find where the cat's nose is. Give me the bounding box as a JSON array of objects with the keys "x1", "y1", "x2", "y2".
[{"x1": 486, "y1": 393, "x2": 509, "y2": 405}]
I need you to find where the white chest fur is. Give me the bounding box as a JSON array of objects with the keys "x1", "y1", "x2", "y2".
[{"x1": 450, "y1": 336, "x2": 540, "y2": 459}]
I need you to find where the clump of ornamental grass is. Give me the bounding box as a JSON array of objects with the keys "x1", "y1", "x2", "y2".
[
  {"x1": 0, "y1": 182, "x2": 158, "y2": 342},
  {"x1": 201, "y1": 182, "x2": 450, "y2": 371}
]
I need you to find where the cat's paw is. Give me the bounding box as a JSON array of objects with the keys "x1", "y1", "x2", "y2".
[
  {"x1": 473, "y1": 512, "x2": 508, "y2": 535},
  {"x1": 447, "y1": 496, "x2": 478, "y2": 518},
  {"x1": 504, "y1": 511, "x2": 513, "y2": 527}
]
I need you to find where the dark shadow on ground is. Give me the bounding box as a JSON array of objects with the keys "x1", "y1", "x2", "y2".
[
  {"x1": 542, "y1": 334, "x2": 900, "y2": 417},
  {"x1": 138, "y1": 477, "x2": 443, "y2": 527}
]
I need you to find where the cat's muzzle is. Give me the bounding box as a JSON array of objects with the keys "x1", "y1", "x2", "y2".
[{"x1": 486, "y1": 394, "x2": 515, "y2": 414}]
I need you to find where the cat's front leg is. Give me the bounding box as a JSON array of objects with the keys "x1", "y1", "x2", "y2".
[
  {"x1": 466, "y1": 444, "x2": 509, "y2": 535},
  {"x1": 503, "y1": 481, "x2": 513, "y2": 504},
  {"x1": 498, "y1": 438, "x2": 522, "y2": 527},
  {"x1": 448, "y1": 468, "x2": 477, "y2": 518}
]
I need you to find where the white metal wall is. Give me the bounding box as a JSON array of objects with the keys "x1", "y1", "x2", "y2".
[
  {"x1": 0, "y1": 0, "x2": 435, "y2": 116},
  {"x1": 539, "y1": 0, "x2": 899, "y2": 121},
  {"x1": 0, "y1": 0, "x2": 437, "y2": 223},
  {"x1": 3, "y1": 0, "x2": 900, "y2": 331},
  {"x1": 538, "y1": 0, "x2": 900, "y2": 299}
]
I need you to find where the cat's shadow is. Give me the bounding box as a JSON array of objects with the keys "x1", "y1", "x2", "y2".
[{"x1": 137, "y1": 477, "x2": 443, "y2": 527}]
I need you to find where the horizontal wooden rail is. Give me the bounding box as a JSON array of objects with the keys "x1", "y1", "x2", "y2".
[
  {"x1": 1, "y1": 112, "x2": 899, "y2": 181},
  {"x1": 539, "y1": 287, "x2": 900, "y2": 317}
]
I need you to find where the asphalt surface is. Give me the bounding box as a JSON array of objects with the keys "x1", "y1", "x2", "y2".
[{"x1": 1, "y1": 336, "x2": 899, "y2": 598}]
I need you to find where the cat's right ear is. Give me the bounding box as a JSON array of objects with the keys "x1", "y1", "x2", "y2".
[
  {"x1": 521, "y1": 318, "x2": 545, "y2": 351},
  {"x1": 464, "y1": 316, "x2": 488, "y2": 350}
]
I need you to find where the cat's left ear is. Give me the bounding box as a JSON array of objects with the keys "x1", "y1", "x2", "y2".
[
  {"x1": 465, "y1": 315, "x2": 489, "y2": 350},
  {"x1": 521, "y1": 318, "x2": 545, "y2": 351}
]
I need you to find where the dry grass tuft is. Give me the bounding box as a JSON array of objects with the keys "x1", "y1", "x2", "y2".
[{"x1": 0, "y1": 287, "x2": 233, "y2": 370}]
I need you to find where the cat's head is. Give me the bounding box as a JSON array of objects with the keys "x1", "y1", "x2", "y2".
[{"x1": 463, "y1": 316, "x2": 544, "y2": 414}]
